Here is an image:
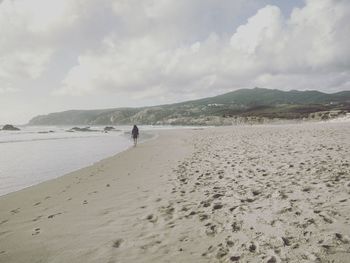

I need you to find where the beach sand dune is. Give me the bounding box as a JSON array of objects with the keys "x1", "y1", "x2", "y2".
[{"x1": 0, "y1": 123, "x2": 350, "y2": 262}]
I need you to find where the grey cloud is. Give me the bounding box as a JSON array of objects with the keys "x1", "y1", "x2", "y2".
[
  {"x1": 1, "y1": 0, "x2": 349, "y2": 124},
  {"x1": 56, "y1": 0, "x2": 350, "y2": 100}
]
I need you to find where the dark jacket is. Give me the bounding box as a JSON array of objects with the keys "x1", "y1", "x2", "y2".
[{"x1": 132, "y1": 126, "x2": 139, "y2": 138}]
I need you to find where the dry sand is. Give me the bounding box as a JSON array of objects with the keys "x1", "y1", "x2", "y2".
[{"x1": 0, "y1": 122, "x2": 350, "y2": 263}]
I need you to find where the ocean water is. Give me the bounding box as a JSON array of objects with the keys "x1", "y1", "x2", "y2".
[{"x1": 0, "y1": 125, "x2": 156, "y2": 196}]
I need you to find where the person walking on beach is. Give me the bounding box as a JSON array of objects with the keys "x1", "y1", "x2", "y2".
[{"x1": 131, "y1": 125, "x2": 139, "y2": 146}]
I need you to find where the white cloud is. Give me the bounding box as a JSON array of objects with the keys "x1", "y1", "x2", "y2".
[
  {"x1": 0, "y1": 0, "x2": 101, "y2": 84},
  {"x1": 0, "y1": 0, "x2": 67, "y2": 83},
  {"x1": 1, "y1": 0, "x2": 349, "y2": 124},
  {"x1": 109, "y1": 0, "x2": 260, "y2": 43},
  {"x1": 0, "y1": 87, "x2": 18, "y2": 94},
  {"x1": 230, "y1": 5, "x2": 284, "y2": 54},
  {"x1": 56, "y1": 34, "x2": 222, "y2": 97},
  {"x1": 56, "y1": 0, "x2": 350, "y2": 100},
  {"x1": 0, "y1": 49, "x2": 53, "y2": 80},
  {"x1": 10, "y1": 0, "x2": 75, "y2": 33}
]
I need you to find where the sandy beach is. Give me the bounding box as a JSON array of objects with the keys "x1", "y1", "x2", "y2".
[{"x1": 1, "y1": 123, "x2": 350, "y2": 263}]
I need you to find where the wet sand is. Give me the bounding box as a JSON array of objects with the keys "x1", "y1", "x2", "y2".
[{"x1": 0, "y1": 123, "x2": 350, "y2": 262}]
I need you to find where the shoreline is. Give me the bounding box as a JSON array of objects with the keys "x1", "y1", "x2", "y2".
[
  {"x1": 0, "y1": 120, "x2": 335, "y2": 198},
  {"x1": 0, "y1": 123, "x2": 349, "y2": 262},
  {"x1": 0, "y1": 129, "x2": 158, "y2": 197},
  {"x1": 0, "y1": 128, "x2": 196, "y2": 263},
  {"x1": 0, "y1": 128, "x2": 164, "y2": 198}
]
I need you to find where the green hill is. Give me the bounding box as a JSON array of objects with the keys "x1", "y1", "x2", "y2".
[
  {"x1": 181, "y1": 88, "x2": 349, "y2": 105},
  {"x1": 28, "y1": 88, "x2": 350, "y2": 125}
]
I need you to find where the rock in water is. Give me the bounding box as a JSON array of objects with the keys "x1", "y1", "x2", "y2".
[
  {"x1": 2, "y1": 124, "x2": 20, "y2": 131},
  {"x1": 104, "y1": 126, "x2": 115, "y2": 132},
  {"x1": 67, "y1": 127, "x2": 97, "y2": 132}
]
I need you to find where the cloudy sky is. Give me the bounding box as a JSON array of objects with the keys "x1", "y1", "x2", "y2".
[{"x1": 1, "y1": 0, "x2": 349, "y2": 124}]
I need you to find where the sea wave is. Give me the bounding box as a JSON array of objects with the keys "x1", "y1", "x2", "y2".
[{"x1": 0, "y1": 133, "x2": 122, "y2": 144}]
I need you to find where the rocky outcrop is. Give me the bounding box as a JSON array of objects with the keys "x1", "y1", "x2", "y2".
[
  {"x1": 67, "y1": 127, "x2": 97, "y2": 132},
  {"x1": 1, "y1": 124, "x2": 20, "y2": 131},
  {"x1": 104, "y1": 126, "x2": 115, "y2": 132}
]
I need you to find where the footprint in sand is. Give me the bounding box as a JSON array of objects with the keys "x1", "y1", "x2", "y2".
[
  {"x1": 185, "y1": 211, "x2": 197, "y2": 218},
  {"x1": 0, "y1": 219, "x2": 8, "y2": 225},
  {"x1": 248, "y1": 242, "x2": 258, "y2": 253},
  {"x1": 32, "y1": 215, "x2": 43, "y2": 222},
  {"x1": 10, "y1": 208, "x2": 20, "y2": 215},
  {"x1": 231, "y1": 221, "x2": 242, "y2": 232},
  {"x1": 335, "y1": 233, "x2": 350, "y2": 244},
  {"x1": 112, "y1": 238, "x2": 123, "y2": 248},
  {"x1": 212, "y1": 203, "x2": 223, "y2": 210},
  {"x1": 201, "y1": 244, "x2": 216, "y2": 257},
  {"x1": 213, "y1": 193, "x2": 224, "y2": 199},
  {"x1": 32, "y1": 228, "x2": 40, "y2": 236},
  {"x1": 229, "y1": 206, "x2": 239, "y2": 212},
  {"x1": 252, "y1": 189, "x2": 262, "y2": 196},
  {"x1": 145, "y1": 214, "x2": 158, "y2": 223},
  {"x1": 48, "y1": 212, "x2": 62, "y2": 219},
  {"x1": 199, "y1": 213, "x2": 209, "y2": 221},
  {"x1": 0, "y1": 230, "x2": 11, "y2": 237},
  {"x1": 205, "y1": 223, "x2": 217, "y2": 236},
  {"x1": 159, "y1": 205, "x2": 175, "y2": 220},
  {"x1": 216, "y1": 246, "x2": 229, "y2": 259},
  {"x1": 230, "y1": 255, "x2": 241, "y2": 261},
  {"x1": 179, "y1": 236, "x2": 189, "y2": 242},
  {"x1": 266, "y1": 255, "x2": 278, "y2": 263},
  {"x1": 319, "y1": 212, "x2": 334, "y2": 224}
]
